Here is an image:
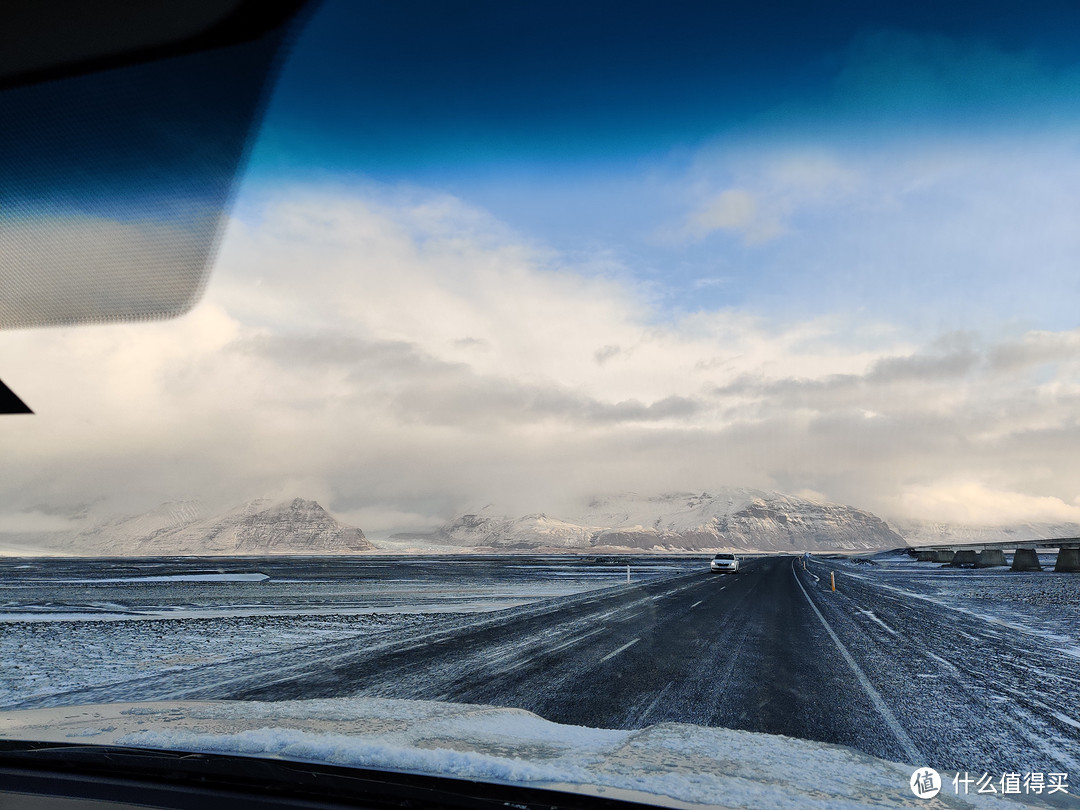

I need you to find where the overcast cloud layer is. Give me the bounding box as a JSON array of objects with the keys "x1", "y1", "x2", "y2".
[{"x1": 4, "y1": 157, "x2": 1080, "y2": 537}]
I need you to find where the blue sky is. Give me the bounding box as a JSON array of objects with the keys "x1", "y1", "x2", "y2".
[{"x1": 240, "y1": 0, "x2": 1080, "y2": 332}]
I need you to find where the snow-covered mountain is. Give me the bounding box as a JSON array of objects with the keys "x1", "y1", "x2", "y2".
[
  {"x1": 68, "y1": 500, "x2": 208, "y2": 554},
  {"x1": 423, "y1": 490, "x2": 904, "y2": 552},
  {"x1": 14, "y1": 498, "x2": 372, "y2": 556},
  {"x1": 131, "y1": 498, "x2": 373, "y2": 555},
  {"x1": 889, "y1": 518, "x2": 1080, "y2": 546}
]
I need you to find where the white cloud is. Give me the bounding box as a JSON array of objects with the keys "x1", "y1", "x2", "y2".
[
  {"x1": 672, "y1": 149, "x2": 860, "y2": 245},
  {"x1": 4, "y1": 185, "x2": 1080, "y2": 536},
  {"x1": 897, "y1": 482, "x2": 1080, "y2": 526},
  {"x1": 0, "y1": 510, "x2": 82, "y2": 534},
  {"x1": 685, "y1": 189, "x2": 782, "y2": 243}
]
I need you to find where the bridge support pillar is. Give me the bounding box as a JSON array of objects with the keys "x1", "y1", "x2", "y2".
[
  {"x1": 1054, "y1": 547, "x2": 1080, "y2": 572},
  {"x1": 975, "y1": 549, "x2": 1007, "y2": 568},
  {"x1": 916, "y1": 550, "x2": 936, "y2": 562},
  {"x1": 1011, "y1": 548, "x2": 1042, "y2": 572},
  {"x1": 951, "y1": 550, "x2": 978, "y2": 567},
  {"x1": 932, "y1": 550, "x2": 955, "y2": 563}
]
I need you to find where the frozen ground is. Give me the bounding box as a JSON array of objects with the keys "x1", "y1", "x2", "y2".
[
  {"x1": 837, "y1": 551, "x2": 1080, "y2": 654},
  {"x1": 0, "y1": 555, "x2": 695, "y2": 708},
  {"x1": 0, "y1": 555, "x2": 685, "y2": 621},
  {"x1": 1, "y1": 613, "x2": 438, "y2": 707}
]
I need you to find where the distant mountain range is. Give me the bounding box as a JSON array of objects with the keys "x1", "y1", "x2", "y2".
[
  {"x1": 887, "y1": 518, "x2": 1080, "y2": 547},
  {"x1": 11, "y1": 498, "x2": 372, "y2": 556},
  {"x1": 396, "y1": 490, "x2": 906, "y2": 552},
  {"x1": 16, "y1": 488, "x2": 1067, "y2": 557}
]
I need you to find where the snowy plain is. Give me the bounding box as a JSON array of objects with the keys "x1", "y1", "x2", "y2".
[
  {"x1": 0, "y1": 555, "x2": 693, "y2": 708},
  {"x1": 830, "y1": 552, "x2": 1080, "y2": 657}
]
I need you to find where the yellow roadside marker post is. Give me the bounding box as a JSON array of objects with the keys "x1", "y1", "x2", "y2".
[{"x1": 830, "y1": 572, "x2": 836, "y2": 592}]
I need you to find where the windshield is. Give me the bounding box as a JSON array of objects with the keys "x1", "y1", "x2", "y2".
[{"x1": 2, "y1": 1, "x2": 1080, "y2": 807}]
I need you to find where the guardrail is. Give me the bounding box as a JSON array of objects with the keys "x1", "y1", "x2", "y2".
[{"x1": 905, "y1": 539, "x2": 1080, "y2": 572}]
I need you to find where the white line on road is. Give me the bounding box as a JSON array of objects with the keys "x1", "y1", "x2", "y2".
[
  {"x1": 690, "y1": 600, "x2": 703, "y2": 608},
  {"x1": 600, "y1": 637, "x2": 640, "y2": 663},
  {"x1": 791, "y1": 562, "x2": 922, "y2": 764}
]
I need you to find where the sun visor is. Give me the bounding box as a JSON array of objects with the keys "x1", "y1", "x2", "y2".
[{"x1": 0, "y1": 0, "x2": 315, "y2": 330}]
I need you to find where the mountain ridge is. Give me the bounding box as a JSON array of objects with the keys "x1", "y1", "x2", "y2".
[
  {"x1": 887, "y1": 517, "x2": 1080, "y2": 547},
  {"x1": 407, "y1": 489, "x2": 906, "y2": 552},
  {"x1": 8, "y1": 497, "x2": 372, "y2": 556}
]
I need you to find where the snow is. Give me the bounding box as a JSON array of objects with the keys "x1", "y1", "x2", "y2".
[
  {"x1": 838, "y1": 553, "x2": 1080, "y2": 661},
  {"x1": 889, "y1": 518, "x2": 1080, "y2": 548},
  {"x1": 0, "y1": 613, "x2": 439, "y2": 708},
  {"x1": 5, "y1": 497, "x2": 372, "y2": 556},
  {"x1": 807, "y1": 553, "x2": 1080, "y2": 776},
  {"x1": 4, "y1": 553, "x2": 1076, "y2": 806},
  {"x1": 0, "y1": 697, "x2": 1025, "y2": 808},
  {"x1": 34, "y1": 573, "x2": 271, "y2": 584},
  {"x1": 0, "y1": 556, "x2": 695, "y2": 708},
  {"x1": 436, "y1": 490, "x2": 902, "y2": 552}
]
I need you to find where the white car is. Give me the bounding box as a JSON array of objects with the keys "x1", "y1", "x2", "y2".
[{"x1": 710, "y1": 553, "x2": 740, "y2": 573}]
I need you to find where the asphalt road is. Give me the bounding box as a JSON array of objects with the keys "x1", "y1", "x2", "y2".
[{"x1": 15, "y1": 556, "x2": 1080, "y2": 773}]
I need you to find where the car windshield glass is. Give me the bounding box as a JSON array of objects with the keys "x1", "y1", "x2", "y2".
[{"x1": 3, "y1": 1, "x2": 1080, "y2": 807}]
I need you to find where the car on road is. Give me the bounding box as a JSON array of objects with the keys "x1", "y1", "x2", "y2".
[{"x1": 710, "y1": 553, "x2": 740, "y2": 574}]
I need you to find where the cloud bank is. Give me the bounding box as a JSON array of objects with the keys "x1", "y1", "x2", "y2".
[{"x1": 3, "y1": 185, "x2": 1080, "y2": 537}]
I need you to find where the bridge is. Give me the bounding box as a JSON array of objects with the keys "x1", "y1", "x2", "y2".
[{"x1": 905, "y1": 538, "x2": 1080, "y2": 571}]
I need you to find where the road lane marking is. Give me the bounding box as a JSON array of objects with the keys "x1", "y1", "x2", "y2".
[
  {"x1": 600, "y1": 637, "x2": 640, "y2": 663},
  {"x1": 791, "y1": 562, "x2": 922, "y2": 764},
  {"x1": 690, "y1": 600, "x2": 703, "y2": 608}
]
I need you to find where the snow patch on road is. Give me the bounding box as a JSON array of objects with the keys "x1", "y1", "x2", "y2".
[
  {"x1": 857, "y1": 608, "x2": 898, "y2": 636},
  {"x1": 34, "y1": 573, "x2": 272, "y2": 583}
]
